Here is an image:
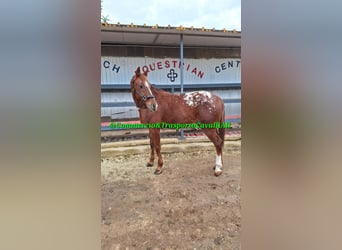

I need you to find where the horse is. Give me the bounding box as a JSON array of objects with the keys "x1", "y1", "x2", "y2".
[{"x1": 130, "y1": 67, "x2": 225, "y2": 176}]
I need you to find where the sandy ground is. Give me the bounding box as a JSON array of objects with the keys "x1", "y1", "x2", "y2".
[{"x1": 101, "y1": 142, "x2": 241, "y2": 249}]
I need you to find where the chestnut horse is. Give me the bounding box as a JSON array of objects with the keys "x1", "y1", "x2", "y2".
[{"x1": 130, "y1": 67, "x2": 225, "y2": 176}]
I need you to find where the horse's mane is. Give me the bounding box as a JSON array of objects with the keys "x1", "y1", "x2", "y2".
[
  {"x1": 150, "y1": 85, "x2": 165, "y2": 97},
  {"x1": 150, "y1": 85, "x2": 182, "y2": 100}
]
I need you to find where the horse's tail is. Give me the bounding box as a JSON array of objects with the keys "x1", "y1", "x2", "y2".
[{"x1": 219, "y1": 108, "x2": 225, "y2": 148}]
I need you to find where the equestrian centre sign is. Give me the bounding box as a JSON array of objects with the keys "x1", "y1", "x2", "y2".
[{"x1": 101, "y1": 57, "x2": 241, "y2": 86}]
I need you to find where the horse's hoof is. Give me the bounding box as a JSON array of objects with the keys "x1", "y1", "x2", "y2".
[
  {"x1": 146, "y1": 162, "x2": 153, "y2": 167},
  {"x1": 154, "y1": 169, "x2": 163, "y2": 175},
  {"x1": 214, "y1": 171, "x2": 222, "y2": 177}
]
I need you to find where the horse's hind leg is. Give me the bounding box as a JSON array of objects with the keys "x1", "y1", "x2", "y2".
[
  {"x1": 202, "y1": 128, "x2": 224, "y2": 176},
  {"x1": 147, "y1": 128, "x2": 155, "y2": 167}
]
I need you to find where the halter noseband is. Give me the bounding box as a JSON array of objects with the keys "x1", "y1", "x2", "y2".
[{"x1": 131, "y1": 77, "x2": 155, "y2": 108}]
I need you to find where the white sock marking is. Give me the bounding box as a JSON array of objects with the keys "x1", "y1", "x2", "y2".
[{"x1": 215, "y1": 154, "x2": 222, "y2": 172}]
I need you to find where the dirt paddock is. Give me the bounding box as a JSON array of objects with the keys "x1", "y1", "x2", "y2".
[{"x1": 101, "y1": 142, "x2": 241, "y2": 249}]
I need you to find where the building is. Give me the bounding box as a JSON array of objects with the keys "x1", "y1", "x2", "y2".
[{"x1": 101, "y1": 23, "x2": 241, "y2": 124}]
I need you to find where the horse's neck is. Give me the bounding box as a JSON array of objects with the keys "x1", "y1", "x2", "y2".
[{"x1": 151, "y1": 87, "x2": 173, "y2": 101}]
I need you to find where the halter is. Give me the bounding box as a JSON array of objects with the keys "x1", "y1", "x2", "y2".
[{"x1": 130, "y1": 77, "x2": 155, "y2": 108}]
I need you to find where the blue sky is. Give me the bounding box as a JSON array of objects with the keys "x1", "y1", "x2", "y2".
[{"x1": 102, "y1": 0, "x2": 241, "y2": 31}]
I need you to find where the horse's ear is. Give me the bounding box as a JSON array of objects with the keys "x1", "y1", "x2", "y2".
[
  {"x1": 143, "y1": 70, "x2": 148, "y2": 76},
  {"x1": 135, "y1": 67, "x2": 141, "y2": 77}
]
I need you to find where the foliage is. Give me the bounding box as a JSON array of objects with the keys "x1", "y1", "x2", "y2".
[
  {"x1": 101, "y1": 15, "x2": 110, "y2": 24},
  {"x1": 101, "y1": 0, "x2": 110, "y2": 24}
]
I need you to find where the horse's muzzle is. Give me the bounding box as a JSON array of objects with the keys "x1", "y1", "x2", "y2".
[
  {"x1": 152, "y1": 103, "x2": 157, "y2": 111},
  {"x1": 146, "y1": 98, "x2": 158, "y2": 112}
]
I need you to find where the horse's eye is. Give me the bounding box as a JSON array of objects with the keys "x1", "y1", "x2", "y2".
[{"x1": 139, "y1": 84, "x2": 143, "y2": 89}]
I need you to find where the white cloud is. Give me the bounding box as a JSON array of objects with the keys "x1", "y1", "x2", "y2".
[{"x1": 102, "y1": 0, "x2": 241, "y2": 31}]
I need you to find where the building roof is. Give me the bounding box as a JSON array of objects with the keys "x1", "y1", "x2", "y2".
[{"x1": 101, "y1": 23, "x2": 241, "y2": 48}]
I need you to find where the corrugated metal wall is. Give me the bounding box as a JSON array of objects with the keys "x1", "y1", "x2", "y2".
[
  {"x1": 101, "y1": 90, "x2": 241, "y2": 121},
  {"x1": 101, "y1": 57, "x2": 241, "y2": 86}
]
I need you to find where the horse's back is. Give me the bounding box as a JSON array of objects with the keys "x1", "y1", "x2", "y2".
[
  {"x1": 178, "y1": 90, "x2": 224, "y2": 123},
  {"x1": 139, "y1": 90, "x2": 224, "y2": 124}
]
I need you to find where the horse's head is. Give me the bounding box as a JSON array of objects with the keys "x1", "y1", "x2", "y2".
[{"x1": 130, "y1": 67, "x2": 158, "y2": 112}]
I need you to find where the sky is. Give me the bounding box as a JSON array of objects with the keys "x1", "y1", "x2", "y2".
[{"x1": 102, "y1": 0, "x2": 241, "y2": 31}]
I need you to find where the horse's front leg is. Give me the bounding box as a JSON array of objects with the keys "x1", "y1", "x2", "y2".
[
  {"x1": 153, "y1": 129, "x2": 163, "y2": 175},
  {"x1": 146, "y1": 128, "x2": 155, "y2": 167}
]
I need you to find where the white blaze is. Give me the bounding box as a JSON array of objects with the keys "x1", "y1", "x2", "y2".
[
  {"x1": 145, "y1": 81, "x2": 153, "y2": 96},
  {"x1": 215, "y1": 154, "x2": 222, "y2": 172}
]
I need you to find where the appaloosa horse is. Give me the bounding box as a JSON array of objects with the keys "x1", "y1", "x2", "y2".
[{"x1": 130, "y1": 67, "x2": 225, "y2": 176}]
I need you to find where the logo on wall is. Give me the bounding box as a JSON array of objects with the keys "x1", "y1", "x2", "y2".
[{"x1": 166, "y1": 69, "x2": 178, "y2": 82}]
